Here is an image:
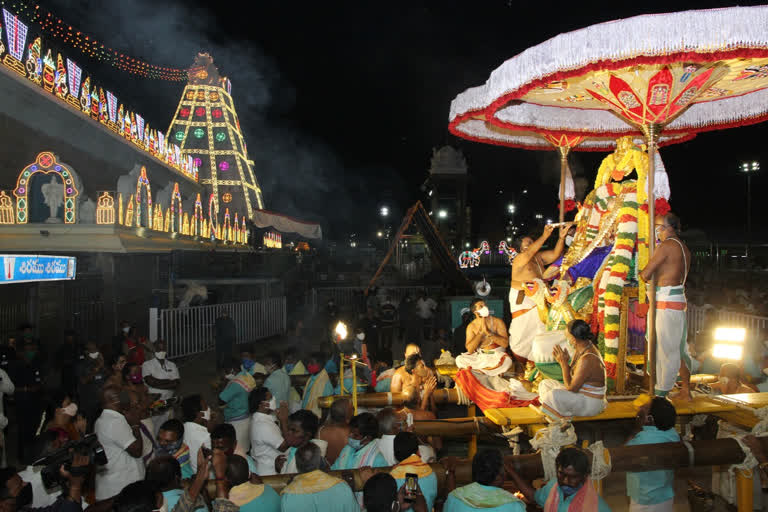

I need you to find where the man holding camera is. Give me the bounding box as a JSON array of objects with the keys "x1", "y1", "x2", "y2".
[
  {"x1": 93, "y1": 387, "x2": 145, "y2": 501},
  {"x1": 0, "y1": 452, "x2": 89, "y2": 512}
]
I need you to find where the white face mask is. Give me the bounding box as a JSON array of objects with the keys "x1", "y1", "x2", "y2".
[
  {"x1": 225, "y1": 372, "x2": 236, "y2": 380},
  {"x1": 62, "y1": 403, "x2": 78, "y2": 417},
  {"x1": 122, "y1": 327, "x2": 130, "y2": 334},
  {"x1": 155, "y1": 351, "x2": 166, "y2": 360},
  {"x1": 720, "y1": 376, "x2": 730, "y2": 386},
  {"x1": 565, "y1": 235, "x2": 574, "y2": 246},
  {"x1": 88, "y1": 352, "x2": 100, "y2": 359},
  {"x1": 268, "y1": 397, "x2": 277, "y2": 411},
  {"x1": 356, "y1": 333, "x2": 366, "y2": 341},
  {"x1": 477, "y1": 306, "x2": 490, "y2": 318},
  {"x1": 201, "y1": 407, "x2": 211, "y2": 421}
]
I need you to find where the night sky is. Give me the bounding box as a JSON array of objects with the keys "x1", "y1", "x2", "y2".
[{"x1": 30, "y1": 0, "x2": 768, "y2": 241}]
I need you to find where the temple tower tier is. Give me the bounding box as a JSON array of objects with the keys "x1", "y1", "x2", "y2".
[{"x1": 166, "y1": 53, "x2": 264, "y2": 220}]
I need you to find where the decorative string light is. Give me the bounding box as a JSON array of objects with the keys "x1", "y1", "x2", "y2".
[{"x1": 4, "y1": 1, "x2": 188, "y2": 81}]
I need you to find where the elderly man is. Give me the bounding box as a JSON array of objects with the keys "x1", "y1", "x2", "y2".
[
  {"x1": 280, "y1": 443, "x2": 359, "y2": 512},
  {"x1": 224, "y1": 455, "x2": 280, "y2": 512},
  {"x1": 142, "y1": 340, "x2": 180, "y2": 434},
  {"x1": 455, "y1": 298, "x2": 511, "y2": 377},
  {"x1": 443, "y1": 449, "x2": 525, "y2": 512},
  {"x1": 639, "y1": 212, "x2": 692, "y2": 400},
  {"x1": 94, "y1": 386, "x2": 145, "y2": 500},
  {"x1": 507, "y1": 447, "x2": 611, "y2": 511},
  {"x1": 318, "y1": 398, "x2": 352, "y2": 466},
  {"x1": 509, "y1": 224, "x2": 567, "y2": 362}
]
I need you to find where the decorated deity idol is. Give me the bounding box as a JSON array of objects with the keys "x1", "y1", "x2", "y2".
[
  {"x1": 25, "y1": 37, "x2": 42, "y2": 85},
  {"x1": 90, "y1": 88, "x2": 99, "y2": 120},
  {"x1": 80, "y1": 76, "x2": 91, "y2": 114},
  {"x1": 54, "y1": 54, "x2": 68, "y2": 99},
  {"x1": 42, "y1": 50, "x2": 55, "y2": 92}
]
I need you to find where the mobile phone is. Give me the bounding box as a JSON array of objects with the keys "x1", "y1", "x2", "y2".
[{"x1": 404, "y1": 473, "x2": 418, "y2": 502}]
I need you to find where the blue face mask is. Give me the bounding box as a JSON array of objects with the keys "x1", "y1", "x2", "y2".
[
  {"x1": 347, "y1": 438, "x2": 362, "y2": 450},
  {"x1": 560, "y1": 484, "x2": 581, "y2": 497},
  {"x1": 285, "y1": 363, "x2": 295, "y2": 373},
  {"x1": 242, "y1": 358, "x2": 254, "y2": 371}
]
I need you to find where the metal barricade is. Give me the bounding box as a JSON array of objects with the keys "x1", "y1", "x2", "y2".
[{"x1": 150, "y1": 298, "x2": 286, "y2": 359}]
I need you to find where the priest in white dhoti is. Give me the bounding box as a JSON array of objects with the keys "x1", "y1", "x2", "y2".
[
  {"x1": 455, "y1": 298, "x2": 512, "y2": 377},
  {"x1": 509, "y1": 225, "x2": 568, "y2": 361}
]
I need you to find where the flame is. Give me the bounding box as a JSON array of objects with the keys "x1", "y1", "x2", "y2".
[{"x1": 335, "y1": 322, "x2": 348, "y2": 341}]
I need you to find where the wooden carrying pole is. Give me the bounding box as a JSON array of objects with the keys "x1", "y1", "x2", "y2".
[
  {"x1": 644, "y1": 123, "x2": 660, "y2": 395},
  {"x1": 558, "y1": 146, "x2": 569, "y2": 223},
  {"x1": 318, "y1": 388, "x2": 461, "y2": 409},
  {"x1": 240, "y1": 437, "x2": 768, "y2": 497}
]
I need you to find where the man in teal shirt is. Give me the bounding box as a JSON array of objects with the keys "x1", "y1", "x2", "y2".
[
  {"x1": 225, "y1": 454, "x2": 280, "y2": 512},
  {"x1": 625, "y1": 396, "x2": 679, "y2": 511},
  {"x1": 264, "y1": 352, "x2": 291, "y2": 406},
  {"x1": 507, "y1": 447, "x2": 611, "y2": 512},
  {"x1": 444, "y1": 449, "x2": 525, "y2": 512},
  {"x1": 219, "y1": 356, "x2": 258, "y2": 452}
]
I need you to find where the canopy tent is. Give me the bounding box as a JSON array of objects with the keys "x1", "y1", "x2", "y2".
[{"x1": 251, "y1": 209, "x2": 322, "y2": 240}]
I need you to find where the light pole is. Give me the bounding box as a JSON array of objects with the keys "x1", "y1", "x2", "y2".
[{"x1": 740, "y1": 161, "x2": 759, "y2": 261}]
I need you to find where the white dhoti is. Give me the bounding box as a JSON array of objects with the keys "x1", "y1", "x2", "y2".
[
  {"x1": 629, "y1": 499, "x2": 674, "y2": 512},
  {"x1": 653, "y1": 285, "x2": 691, "y2": 396},
  {"x1": 455, "y1": 346, "x2": 512, "y2": 377},
  {"x1": 508, "y1": 288, "x2": 545, "y2": 361},
  {"x1": 228, "y1": 416, "x2": 251, "y2": 453},
  {"x1": 539, "y1": 380, "x2": 607, "y2": 420}
]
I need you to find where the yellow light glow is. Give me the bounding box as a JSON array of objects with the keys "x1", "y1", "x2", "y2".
[
  {"x1": 335, "y1": 322, "x2": 348, "y2": 341},
  {"x1": 714, "y1": 327, "x2": 746, "y2": 343},
  {"x1": 713, "y1": 343, "x2": 743, "y2": 360}
]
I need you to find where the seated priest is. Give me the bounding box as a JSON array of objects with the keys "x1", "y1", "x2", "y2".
[
  {"x1": 455, "y1": 298, "x2": 512, "y2": 376},
  {"x1": 538, "y1": 320, "x2": 607, "y2": 421},
  {"x1": 391, "y1": 343, "x2": 428, "y2": 393}
]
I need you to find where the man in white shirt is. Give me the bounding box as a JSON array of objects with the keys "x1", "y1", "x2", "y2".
[
  {"x1": 181, "y1": 394, "x2": 211, "y2": 472},
  {"x1": 248, "y1": 387, "x2": 289, "y2": 476},
  {"x1": 416, "y1": 292, "x2": 437, "y2": 341},
  {"x1": 142, "y1": 341, "x2": 180, "y2": 434},
  {"x1": 94, "y1": 386, "x2": 145, "y2": 500}
]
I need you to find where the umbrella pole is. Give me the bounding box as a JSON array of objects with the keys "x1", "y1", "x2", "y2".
[
  {"x1": 558, "y1": 146, "x2": 569, "y2": 223},
  {"x1": 645, "y1": 123, "x2": 661, "y2": 395}
]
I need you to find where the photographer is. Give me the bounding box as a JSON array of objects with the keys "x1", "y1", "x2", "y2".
[
  {"x1": 17, "y1": 432, "x2": 64, "y2": 508},
  {"x1": 0, "y1": 452, "x2": 89, "y2": 512}
]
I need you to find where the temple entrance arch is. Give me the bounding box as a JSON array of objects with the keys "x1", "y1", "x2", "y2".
[{"x1": 13, "y1": 152, "x2": 79, "y2": 223}]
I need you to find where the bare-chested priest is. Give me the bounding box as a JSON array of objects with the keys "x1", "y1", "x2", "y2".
[
  {"x1": 455, "y1": 298, "x2": 511, "y2": 375},
  {"x1": 639, "y1": 212, "x2": 692, "y2": 400},
  {"x1": 509, "y1": 224, "x2": 570, "y2": 362}
]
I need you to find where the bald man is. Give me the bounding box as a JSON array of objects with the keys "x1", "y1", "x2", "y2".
[
  {"x1": 390, "y1": 344, "x2": 434, "y2": 393},
  {"x1": 94, "y1": 386, "x2": 145, "y2": 499}
]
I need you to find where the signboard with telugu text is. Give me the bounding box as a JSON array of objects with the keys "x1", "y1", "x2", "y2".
[{"x1": 0, "y1": 254, "x2": 76, "y2": 284}]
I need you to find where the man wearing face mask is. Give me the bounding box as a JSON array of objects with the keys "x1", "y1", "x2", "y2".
[
  {"x1": 331, "y1": 412, "x2": 387, "y2": 470},
  {"x1": 94, "y1": 386, "x2": 145, "y2": 500},
  {"x1": 180, "y1": 395, "x2": 211, "y2": 473},
  {"x1": 639, "y1": 212, "x2": 692, "y2": 401},
  {"x1": 76, "y1": 342, "x2": 106, "y2": 426},
  {"x1": 248, "y1": 387, "x2": 290, "y2": 476},
  {"x1": 156, "y1": 419, "x2": 194, "y2": 480},
  {"x1": 455, "y1": 298, "x2": 512, "y2": 377},
  {"x1": 709, "y1": 363, "x2": 756, "y2": 395},
  {"x1": 142, "y1": 341, "x2": 180, "y2": 435},
  {"x1": 263, "y1": 352, "x2": 291, "y2": 407},
  {"x1": 625, "y1": 396, "x2": 679, "y2": 511},
  {"x1": 507, "y1": 447, "x2": 610, "y2": 511},
  {"x1": 0, "y1": 452, "x2": 89, "y2": 512},
  {"x1": 219, "y1": 355, "x2": 264, "y2": 454},
  {"x1": 301, "y1": 352, "x2": 333, "y2": 418}
]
